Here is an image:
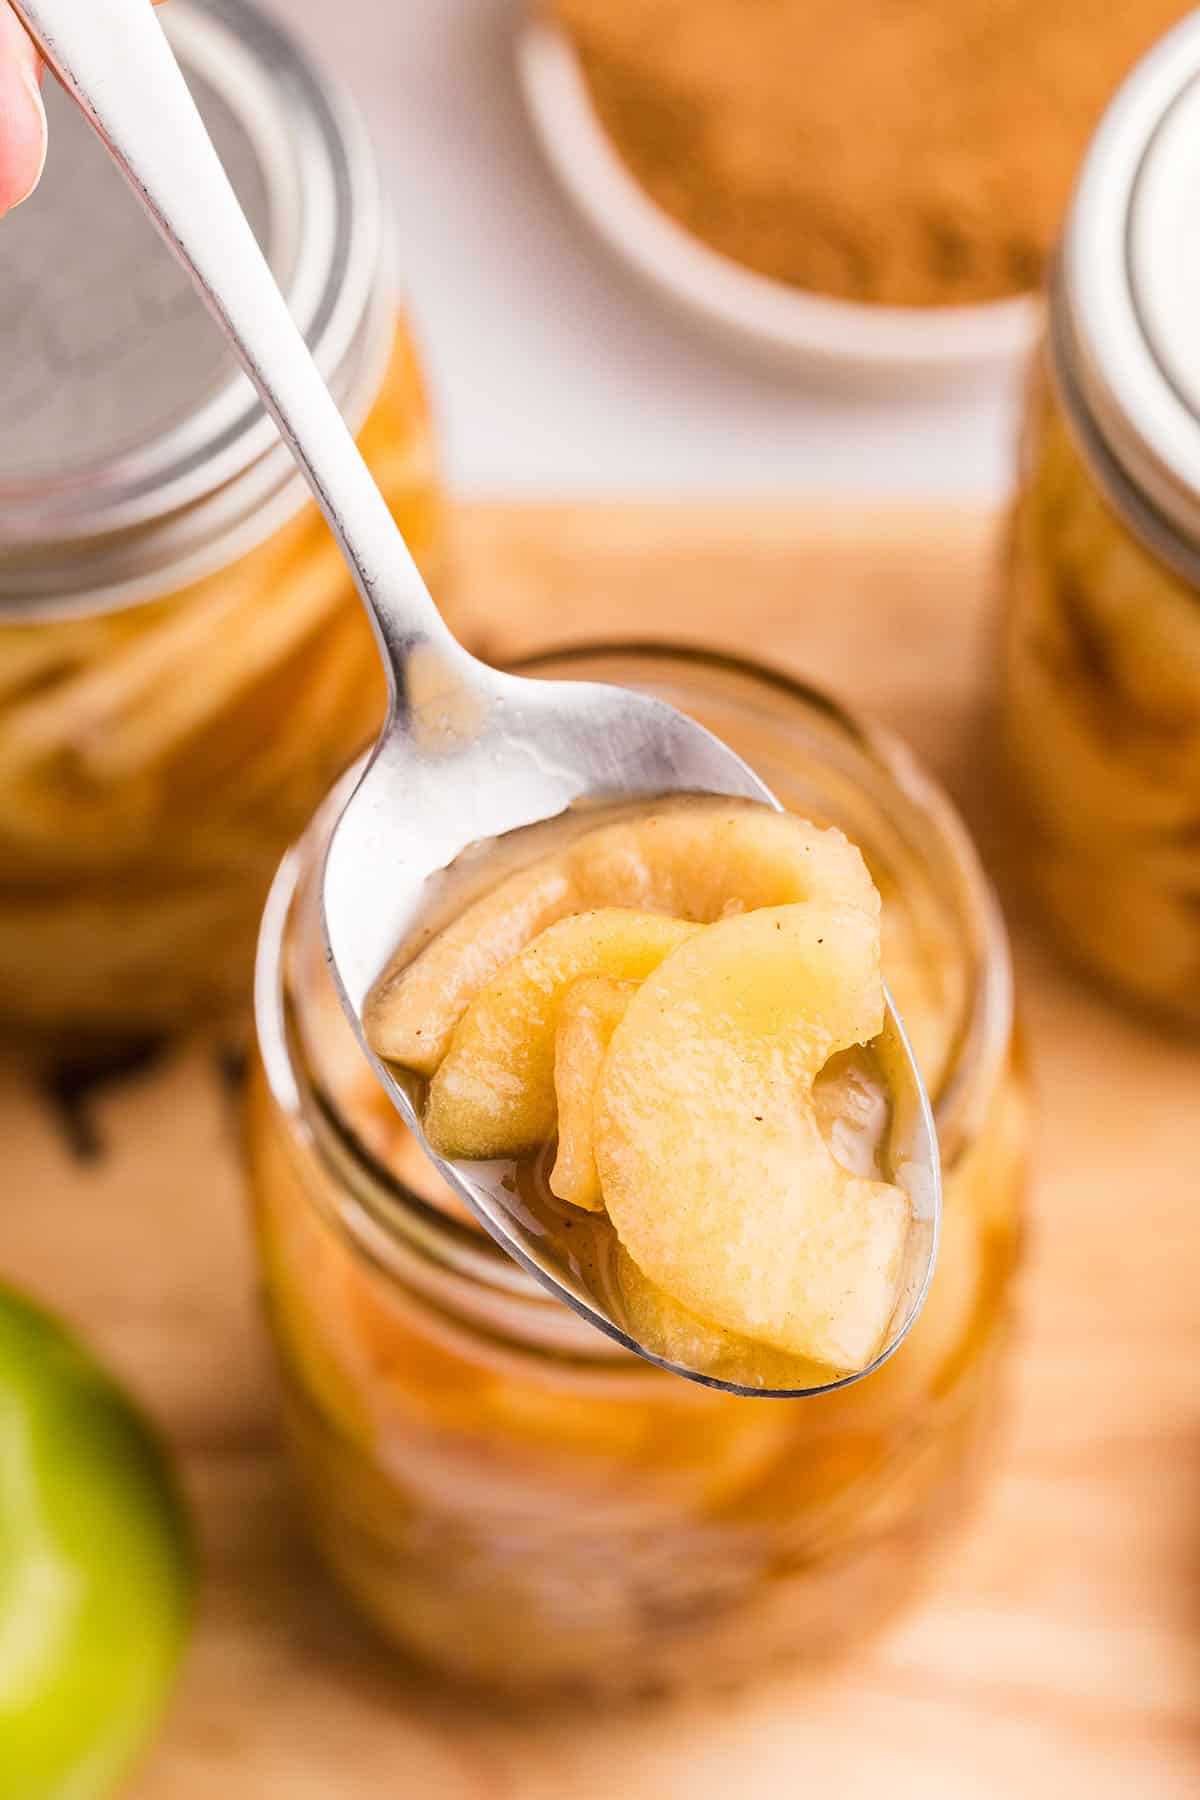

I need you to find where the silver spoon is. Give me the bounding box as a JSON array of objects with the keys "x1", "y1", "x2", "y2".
[{"x1": 15, "y1": 0, "x2": 940, "y2": 1397}]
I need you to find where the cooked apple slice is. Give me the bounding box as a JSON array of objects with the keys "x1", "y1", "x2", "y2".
[
  {"x1": 550, "y1": 976, "x2": 636, "y2": 1210},
  {"x1": 614, "y1": 1246, "x2": 834, "y2": 1391},
  {"x1": 596, "y1": 904, "x2": 910, "y2": 1373},
  {"x1": 424, "y1": 910, "x2": 698, "y2": 1159},
  {"x1": 364, "y1": 860, "x2": 573, "y2": 1074},
  {"x1": 562, "y1": 803, "x2": 878, "y2": 923},
  {"x1": 879, "y1": 898, "x2": 957, "y2": 1099},
  {"x1": 367, "y1": 802, "x2": 875, "y2": 1074}
]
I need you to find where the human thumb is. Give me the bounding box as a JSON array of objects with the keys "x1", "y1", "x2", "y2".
[{"x1": 0, "y1": 1, "x2": 47, "y2": 217}]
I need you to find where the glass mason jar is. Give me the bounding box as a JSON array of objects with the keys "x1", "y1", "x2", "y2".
[
  {"x1": 0, "y1": 0, "x2": 440, "y2": 1038},
  {"x1": 247, "y1": 646, "x2": 1029, "y2": 1701},
  {"x1": 1002, "y1": 16, "x2": 1200, "y2": 1028}
]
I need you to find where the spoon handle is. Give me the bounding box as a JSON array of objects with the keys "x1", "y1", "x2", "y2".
[{"x1": 10, "y1": 0, "x2": 462, "y2": 695}]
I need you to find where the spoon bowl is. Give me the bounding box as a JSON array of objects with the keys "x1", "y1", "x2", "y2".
[
  {"x1": 15, "y1": 0, "x2": 941, "y2": 1396},
  {"x1": 324, "y1": 693, "x2": 942, "y2": 1396}
]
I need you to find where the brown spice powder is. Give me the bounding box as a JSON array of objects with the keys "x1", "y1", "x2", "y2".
[{"x1": 552, "y1": 0, "x2": 1193, "y2": 306}]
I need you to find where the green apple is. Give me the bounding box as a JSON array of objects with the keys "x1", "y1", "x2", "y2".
[{"x1": 0, "y1": 1285, "x2": 192, "y2": 1800}]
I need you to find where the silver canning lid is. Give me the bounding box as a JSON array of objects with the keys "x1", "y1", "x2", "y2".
[
  {"x1": 1053, "y1": 11, "x2": 1200, "y2": 586},
  {"x1": 0, "y1": 0, "x2": 396, "y2": 616}
]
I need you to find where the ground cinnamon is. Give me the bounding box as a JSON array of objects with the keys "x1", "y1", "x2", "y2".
[{"x1": 552, "y1": 0, "x2": 1192, "y2": 306}]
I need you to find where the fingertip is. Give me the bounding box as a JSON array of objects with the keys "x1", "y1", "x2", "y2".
[{"x1": 0, "y1": 10, "x2": 48, "y2": 216}]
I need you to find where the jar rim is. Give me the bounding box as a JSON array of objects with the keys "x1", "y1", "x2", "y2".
[{"x1": 254, "y1": 642, "x2": 1014, "y2": 1351}]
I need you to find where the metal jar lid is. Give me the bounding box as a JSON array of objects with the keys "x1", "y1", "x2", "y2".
[
  {"x1": 1052, "y1": 11, "x2": 1200, "y2": 586},
  {"x1": 0, "y1": 0, "x2": 395, "y2": 616}
]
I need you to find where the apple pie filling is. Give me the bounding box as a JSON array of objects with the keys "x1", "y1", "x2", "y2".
[{"x1": 366, "y1": 802, "x2": 913, "y2": 1383}]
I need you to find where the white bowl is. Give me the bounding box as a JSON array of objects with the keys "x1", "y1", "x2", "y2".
[{"x1": 517, "y1": 20, "x2": 1040, "y2": 384}]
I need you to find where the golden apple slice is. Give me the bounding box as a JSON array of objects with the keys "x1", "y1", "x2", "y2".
[
  {"x1": 424, "y1": 910, "x2": 698, "y2": 1159},
  {"x1": 879, "y1": 897, "x2": 957, "y2": 1100},
  {"x1": 596, "y1": 904, "x2": 910, "y2": 1372},
  {"x1": 367, "y1": 802, "x2": 874, "y2": 1074},
  {"x1": 614, "y1": 1246, "x2": 834, "y2": 1391},
  {"x1": 549, "y1": 976, "x2": 636, "y2": 1210},
  {"x1": 364, "y1": 860, "x2": 572, "y2": 1074},
  {"x1": 562, "y1": 803, "x2": 878, "y2": 924}
]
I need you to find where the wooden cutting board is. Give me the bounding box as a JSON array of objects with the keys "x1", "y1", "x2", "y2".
[{"x1": 4, "y1": 502, "x2": 1198, "y2": 1800}]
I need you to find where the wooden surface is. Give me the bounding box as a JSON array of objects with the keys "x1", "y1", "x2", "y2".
[{"x1": 5, "y1": 501, "x2": 1200, "y2": 1799}]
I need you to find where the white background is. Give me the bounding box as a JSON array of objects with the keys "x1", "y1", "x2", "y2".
[{"x1": 288, "y1": 0, "x2": 1026, "y2": 499}]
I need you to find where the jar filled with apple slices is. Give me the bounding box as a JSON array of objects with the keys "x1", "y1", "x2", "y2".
[
  {"x1": 248, "y1": 647, "x2": 1028, "y2": 1698},
  {"x1": 1000, "y1": 17, "x2": 1200, "y2": 1027},
  {"x1": 0, "y1": 0, "x2": 441, "y2": 1037}
]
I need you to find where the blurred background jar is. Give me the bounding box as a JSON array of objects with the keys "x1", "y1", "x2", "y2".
[
  {"x1": 247, "y1": 646, "x2": 1029, "y2": 1700},
  {"x1": 1002, "y1": 16, "x2": 1200, "y2": 1029},
  {"x1": 0, "y1": 0, "x2": 440, "y2": 1039}
]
